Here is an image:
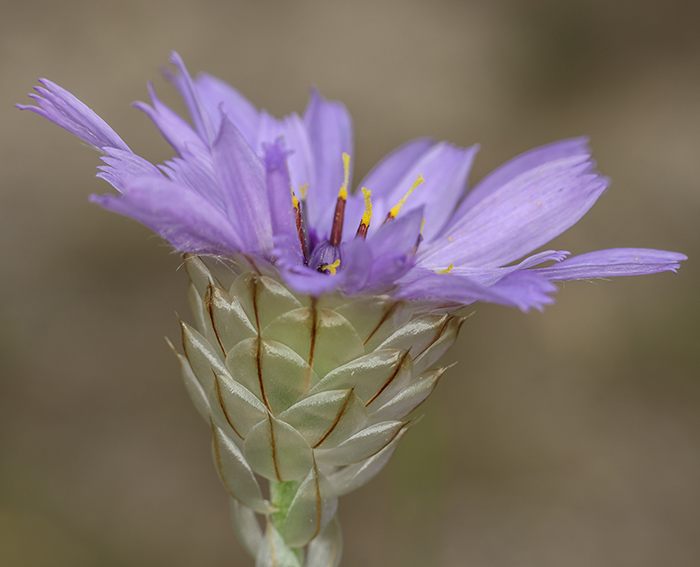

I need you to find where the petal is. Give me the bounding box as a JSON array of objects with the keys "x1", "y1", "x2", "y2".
[
  {"x1": 370, "y1": 142, "x2": 479, "y2": 242},
  {"x1": 451, "y1": 137, "x2": 591, "y2": 223},
  {"x1": 164, "y1": 52, "x2": 216, "y2": 144},
  {"x1": 195, "y1": 72, "x2": 260, "y2": 147},
  {"x1": 133, "y1": 83, "x2": 208, "y2": 157},
  {"x1": 212, "y1": 116, "x2": 273, "y2": 255},
  {"x1": 422, "y1": 155, "x2": 608, "y2": 268},
  {"x1": 397, "y1": 269, "x2": 557, "y2": 311},
  {"x1": 532, "y1": 248, "x2": 687, "y2": 280},
  {"x1": 263, "y1": 140, "x2": 304, "y2": 265},
  {"x1": 18, "y1": 79, "x2": 130, "y2": 152},
  {"x1": 342, "y1": 138, "x2": 435, "y2": 241},
  {"x1": 90, "y1": 175, "x2": 242, "y2": 254},
  {"x1": 96, "y1": 147, "x2": 162, "y2": 192},
  {"x1": 257, "y1": 111, "x2": 316, "y2": 192},
  {"x1": 303, "y1": 88, "x2": 353, "y2": 235}
]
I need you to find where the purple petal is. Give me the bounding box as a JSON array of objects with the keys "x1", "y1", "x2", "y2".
[
  {"x1": 370, "y1": 142, "x2": 479, "y2": 242},
  {"x1": 398, "y1": 268, "x2": 558, "y2": 312},
  {"x1": 90, "y1": 176, "x2": 242, "y2": 254},
  {"x1": 263, "y1": 139, "x2": 303, "y2": 265},
  {"x1": 451, "y1": 137, "x2": 590, "y2": 223},
  {"x1": 343, "y1": 138, "x2": 435, "y2": 241},
  {"x1": 18, "y1": 79, "x2": 130, "y2": 152},
  {"x1": 133, "y1": 83, "x2": 207, "y2": 158},
  {"x1": 533, "y1": 248, "x2": 688, "y2": 281},
  {"x1": 194, "y1": 72, "x2": 260, "y2": 148},
  {"x1": 212, "y1": 117, "x2": 272, "y2": 255},
  {"x1": 257, "y1": 111, "x2": 316, "y2": 193},
  {"x1": 96, "y1": 147, "x2": 162, "y2": 192},
  {"x1": 422, "y1": 155, "x2": 608, "y2": 268},
  {"x1": 165, "y1": 52, "x2": 216, "y2": 144},
  {"x1": 303, "y1": 88, "x2": 353, "y2": 237}
]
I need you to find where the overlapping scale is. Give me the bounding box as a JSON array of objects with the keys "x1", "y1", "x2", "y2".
[{"x1": 171, "y1": 255, "x2": 463, "y2": 564}]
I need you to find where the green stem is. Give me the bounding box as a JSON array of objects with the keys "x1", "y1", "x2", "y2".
[{"x1": 269, "y1": 479, "x2": 304, "y2": 563}]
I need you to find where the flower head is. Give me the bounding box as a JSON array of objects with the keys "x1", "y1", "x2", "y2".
[{"x1": 19, "y1": 52, "x2": 685, "y2": 310}]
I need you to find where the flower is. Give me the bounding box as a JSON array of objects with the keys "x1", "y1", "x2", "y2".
[{"x1": 19, "y1": 52, "x2": 685, "y2": 310}]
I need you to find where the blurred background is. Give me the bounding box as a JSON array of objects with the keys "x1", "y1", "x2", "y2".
[{"x1": 1, "y1": 0, "x2": 698, "y2": 565}]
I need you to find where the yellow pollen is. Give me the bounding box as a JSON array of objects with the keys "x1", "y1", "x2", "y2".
[
  {"x1": 290, "y1": 187, "x2": 300, "y2": 209},
  {"x1": 420, "y1": 218, "x2": 426, "y2": 235},
  {"x1": 338, "y1": 153, "x2": 351, "y2": 200},
  {"x1": 361, "y1": 187, "x2": 373, "y2": 226},
  {"x1": 388, "y1": 174, "x2": 425, "y2": 219},
  {"x1": 436, "y1": 263, "x2": 454, "y2": 274},
  {"x1": 299, "y1": 183, "x2": 308, "y2": 200},
  {"x1": 320, "y1": 258, "x2": 341, "y2": 275}
]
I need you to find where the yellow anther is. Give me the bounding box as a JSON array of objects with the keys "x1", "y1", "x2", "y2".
[
  {"x1": 361, "y1": 187, "x2": 373, "y2": 226},
  {"x1": 337, "y1": 152, "x2": 351, "y2": 200},
  {"x1": 388, "y1": 174, "x2": 425, "y2": 219},
  {"x1": 290, "y1": 187, "x2": 300, "y2": 209},
  {"x1": 320, "y1": 259, "x2": 341, "y2": 275},
  {"x1": 299, "y1": 183, "x2": 308, "y2": 200},
  {"x1": 436, "y1": 263, "x2": 454, "y2": 274},
  {"x1": 420, "y1": 218, "x2": 426, "y2": 235}
]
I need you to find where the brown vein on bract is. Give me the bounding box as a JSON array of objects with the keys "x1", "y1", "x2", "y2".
[
  {"x1": 257, "y1": 337, "x2": 271, "y2": 412},
  {"x1": 312, "y1": 389, "x2": 354, "y2": 448},
  {"x1": 363, "y1": 300, "x2": 400, "y2": 347},
  {"x1": 210, "y1": 418, "x2": 240, "y2": 502},
  {"x1": 311, "y1": 455, "x2": 322, "y2": 541},
  {"x1": 213, "y1": 370, "x2": 244, "y2": 440},
  {"x1": 365, "y1": 350, "x2": 411, "y2": 407},
  {"x1": 303, "y1": 298, "x2": 318, "y2": 390},
  {"x1": 206, "y1": 284, "x2": 227, "y2": 357},
  {"x1": 394, "y1": 365, "x2": 451, "y2": 420},
  {"x1": 411, "y1": 316, "x2": 451, "y2": 360},
  {"x1": 268, "y1": 413, "x2": 282, "y2": 482}
]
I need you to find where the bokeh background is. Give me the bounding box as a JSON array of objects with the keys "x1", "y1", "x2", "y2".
[{"x1": 1, "y1": 1, "x2": 699, "y2": 566}]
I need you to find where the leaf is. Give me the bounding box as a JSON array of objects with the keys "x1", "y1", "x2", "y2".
[
  {"x1": 308, "y1": 349, "x2": 412, "y2": 408},
  {"x1": 225, "y1": 337, "x2": 317, "y2": 415},
  {"x1": 314, "y1": 421, "x2": 405, "y2": 467},
  {"x1": 279, "y1": 390, "x2": 368, "y2": 448},
  {"x1": 305, "y1": 516, "x2": 343, "y2": 567},
  {"x1": 211, "y1": 422, "x2": 270, "y2": 513},
  {"x1": 231, "y1": 272, "x2": 302, "y2": 332},
  {"x1": 244, "y1": 415, "x2": 313, "y2": 481},
  {"x1": 263, "y1": 306, "x2": 364, "y2": 379},
  {"x1": 283, "y1": 462, "x2": 338, "y2": 547}
]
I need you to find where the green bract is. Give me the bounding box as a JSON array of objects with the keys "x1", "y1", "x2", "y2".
[{"x1": 174, "y1": 254, "x2": 463, "y2": 566}]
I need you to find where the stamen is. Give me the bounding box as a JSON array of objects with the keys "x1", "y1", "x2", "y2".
[
  {"x1": 385, "y1": 174, "x2": 425, "y2": 222},
  {"x1": 318, "y1": 259, "x2": 341, "y2": 275},
  {"x1": 356, "y1": 187, "x2": 373, "y2": 238},
  {"x1": 330, "y1": 153, "x2": 351, "y2": 247},
  {"x1": 291, "y1": 187, "x2": 309, "y2": 263},
  {"x1": 435, "y1": 263, "x2": 454, "y2": 274},
  {"x1": 413, "y1": 217, "x2": 426, "y2": 251}
]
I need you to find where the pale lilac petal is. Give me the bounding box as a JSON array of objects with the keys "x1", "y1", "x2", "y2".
[
  {"x1": 488, "y1": 271, "x2": 559, "y2": 312},
  {"x1": 194, "y1": 72, "x2": 260, "y2": 147},
  {"x1": 263, "y1": 140, "x2": 303, "y2": 265},
  {"x1": 422, "y1": 156, "x2": 607, "y2": 268},
  {"x1": 303, "y1": 88, "x2": 353, "y2": 236},
  {"x1": 533, "y1": 248, "x2": 687, "y2": 281},
  {"x1": 342, "y1": 138, "x2": 435, "y2": 241},
  {"x1": 90, "y1": 176, "x2": 242, "y2": 254},
  {"x1": 257, "y1": 111, "x2": 316, "y2": 193},
  {"x1": 159, "y1": 155, "x2": 220, "y2": 206},
  {"x1": 165, "y1": 52, "x2": 216, "y2": 144},
  {"x1": 451, "y1": 137, "x2": 590, "y2": 223},
  {"x1": 370, "y1": 142, "x2": 479, "y2": 242},
  {"x1": 18, "y1": 80, "x2": 129, "y2": 152},
  {"x1": 133, "y1": 83, "x2": 207, "y2": 157},
  {"x1": 212, "y1": 117, "x2": 272, "y2": 255},
  {"x1": 441, "y1": 250, "x2": 570, "y2": 287},
  {"x1": 96, "y1": 147, "x2": 162, "y2": 192}
]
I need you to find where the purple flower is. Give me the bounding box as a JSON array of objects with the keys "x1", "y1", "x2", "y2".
[{"x1": 19, "y1": 53, "x2": 685, "y2": 310}]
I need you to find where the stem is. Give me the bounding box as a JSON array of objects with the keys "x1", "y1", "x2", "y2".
[{"x1": 270, "y1": 479, "x2": 304, "y2": 563}]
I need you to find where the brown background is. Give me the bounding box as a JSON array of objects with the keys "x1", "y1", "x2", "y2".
[{"x1": 1, "y1": 1, "x2": 699, "y2": 565}]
